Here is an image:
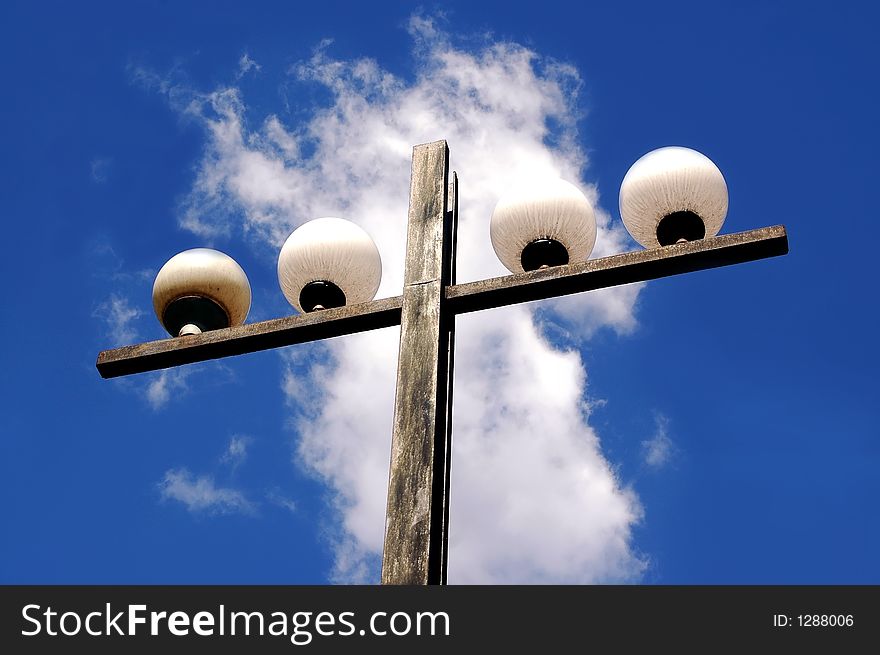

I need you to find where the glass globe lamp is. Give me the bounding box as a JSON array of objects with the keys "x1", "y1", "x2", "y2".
[
  {"x1": 619, "y1": 146, "x2": 728, "y2": 248},
  {"x1": 277, "y1": 217, "x2": 382, "y2": 313},
  {"x1": 489, "y1": 177, "x2": 597, "y2": 274},
  {"x1": 152, "y1": 248, "x2": 251, "y2": 337}
]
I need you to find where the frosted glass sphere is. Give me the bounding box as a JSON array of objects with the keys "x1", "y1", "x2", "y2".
[
  {"x1": 152, "y1": 248, "x2": 251, "y2": 337},
  {"x1": 490, "y1": 177, "x2": 597, "y2": 274},
  {"x1": 619, "y1": 146, "x2": 728, "y2": 248},
  {"x1": 277, "y1": 217, "x2": 382, "y2": 313}
]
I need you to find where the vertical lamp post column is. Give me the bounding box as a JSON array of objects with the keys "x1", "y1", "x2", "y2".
[{"x1": 382, "y1": 141, "x2": 457, "y2": 585}]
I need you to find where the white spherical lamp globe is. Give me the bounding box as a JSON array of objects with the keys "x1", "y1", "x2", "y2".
[
  {"x1": 490, "y1": 177, "x2": 597, "y2": 274},
  {"x1": 152, "y1": 248, "x2": 251, "y2": 337},
  {"x1": 619, "y1": 146, "x2": 728, "y2": 248},
  {"x1": 277, "y1": 217, "x2": 382, "y2": 313}
]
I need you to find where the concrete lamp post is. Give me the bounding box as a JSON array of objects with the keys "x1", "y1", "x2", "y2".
[{"x1": 98, "y1": 140, "x2": 788, "y2": 585}]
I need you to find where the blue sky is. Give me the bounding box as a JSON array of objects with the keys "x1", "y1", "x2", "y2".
[{"x1": 1, "y1": 1, "x2": 878, "y2": 584}]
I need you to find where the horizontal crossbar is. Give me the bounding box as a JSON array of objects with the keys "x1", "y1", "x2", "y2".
[{"x1": 96, "y1": 225, "x2": 788, "y2": 378}]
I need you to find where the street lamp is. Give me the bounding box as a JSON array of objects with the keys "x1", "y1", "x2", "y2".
[
  {"x1": 619, "y1": 146, "x2": 729, "y2": 247},
  {"x1": 490, "y1": 177, "x2": 597, "y2": 272},
  {"x1": 277, "y1": 217, "x2": 383, "y2": 313},
  {"x1": 152, "y1": 248, "x2": 252, "y2": 337},
  {"x1": 98, "y1": 140, "x2": 788, "y2": 585}
]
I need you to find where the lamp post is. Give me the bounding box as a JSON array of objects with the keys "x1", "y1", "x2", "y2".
[{"x1": 97, "y1": 139, "x2": 789, "y2": 585}]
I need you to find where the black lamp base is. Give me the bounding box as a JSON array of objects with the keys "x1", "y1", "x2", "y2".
[
  {"x1": 521, "y1": 238, "x2": 569, "y2": 272},
  {"x1": 300, "y1": 281, "x2": 347, "y2": 312},
  {"x1": 657, "y1": 211, "x2": 706, "y2": 246},
  {"x1": 162, "y1": 296, "x2": 230, "y2": 336}
]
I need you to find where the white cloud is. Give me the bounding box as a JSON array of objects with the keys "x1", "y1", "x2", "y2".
[
  {"x1": 145, "y1": 368, "x2": 191, "y2": 410},
  {"x1": 266, "y1": 488, "x2": 297, "y2": 514},
  {"x1": 94, "y1": 294, "x2": 142, "y2": 346},
  {"x1": 169, "y1": 15, "x2": 647, "y2": 583},
  {"x1": 448, "y1": 310, "x2": 644, "y2": 583},
  {"x1": 237, "y1": 53, "x2": 261, "y2": 79},
  {"x1": 142, "y1": 362, "x2": 235, "y2": 411},
  {"x1": 642, "y1": 414, "x2": 675, "y2": 470},
  {"x1": 221, "y1": 434, "x2": 252, "y2": 469},
  {"x1": 159, "y1": 468, "x2": 254, "y2": 514}
]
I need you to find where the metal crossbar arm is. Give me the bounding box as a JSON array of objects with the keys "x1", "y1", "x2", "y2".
[
  {"x1": 96, "y1": 224, "x2": 788, "y2": 379},
  {"x1": 447, "y1": 224, "x2": 788, "y2": 315},
  {"x1": 96, "y1": 295, "x2": 403, "y2": 379}
]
